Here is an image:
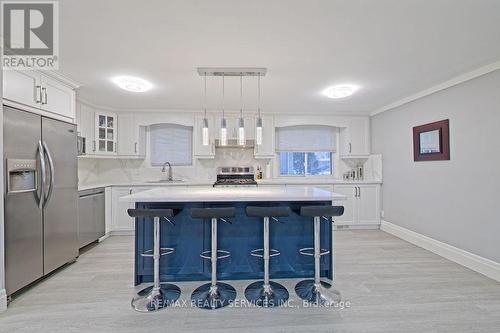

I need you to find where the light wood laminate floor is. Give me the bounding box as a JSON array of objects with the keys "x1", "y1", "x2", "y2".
[{"x1": 1, "y1": 230, "x2": 499, "y2": 332}]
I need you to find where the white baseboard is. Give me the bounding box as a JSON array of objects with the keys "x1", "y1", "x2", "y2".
[
  {"x1": 0, "y1": 288, "x2": 7, "y2": 312},
  {"x1": 381, "y1": 220, "x2": 500, "y2": 282}
]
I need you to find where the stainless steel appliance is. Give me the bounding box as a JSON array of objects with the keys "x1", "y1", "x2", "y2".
[
  {"x1": 3, "y1": 106, "x2": 79, "y2": 296},
  {"x1": 213, "y1": 166, "x2": 258, "y2": 186},
  {"x1": 77, "y1": 135, "x2": 86, "y2": 155},
  {"x1": 78, "y1": 187, "x2": 105, "y2": 248}
]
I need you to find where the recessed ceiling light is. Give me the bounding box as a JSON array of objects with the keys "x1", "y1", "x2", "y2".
[
  {"x1": 322, "y1": 84, "x2": 359, "y2": 99},
  {"x1": 111, "y1": 76, "x2": 153, "y2": 92}
]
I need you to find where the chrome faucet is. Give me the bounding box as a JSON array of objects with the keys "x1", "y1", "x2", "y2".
[{"x1": 161, "y1": 162, "x2": 173, "y2": 181}]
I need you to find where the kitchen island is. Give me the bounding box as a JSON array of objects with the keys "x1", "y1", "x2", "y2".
[{"x1": 122, "y1": 186, "x2": 346, "y2": 285}]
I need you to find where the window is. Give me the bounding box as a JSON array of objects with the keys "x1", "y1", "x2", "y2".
[
  {"x1": 150, "y1": 123, "x2": 193, "y2": 166},
  {"x1": 276, "y1": 125, "x2": 336, "y2": 176},
  {"x1": 279, "y1": 152, "x2": 332, "y2": 176}
]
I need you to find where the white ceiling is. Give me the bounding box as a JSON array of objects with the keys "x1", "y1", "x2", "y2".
[{"x1": 60, "y1": 0, "x2": 500, "y2": 114}]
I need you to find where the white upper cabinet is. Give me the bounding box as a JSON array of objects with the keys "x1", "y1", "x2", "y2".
[
  {"x1": 117, "y1": 113, "x2": 146, "y2": 157},
  {"x1": 3, "y1": 70, "x2": 76, "y2": 123},
  {"x1": 339, "y1": 118, "x2": 370, "y2": 157},
  {"x1": 254, "y1": 115, "x2": 275, "y2": 158},
  {"x1": 94, "y1": 111, "x2": 117, "y2": 155},
  {"x1": 193, "y1": 115, "x2": 215, "y2": 158},
  {"x1": 40, "y1": 74, "x2": 75, "y2": 120},
  {"x1": 3, "y1": 70, "x2": 40, "y2": 109}
]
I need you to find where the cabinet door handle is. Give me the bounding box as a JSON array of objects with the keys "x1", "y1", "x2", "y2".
[
  {"x1": 134, "y1": 142, "x2": 138, "y2": 153},
  {"x1": 354, "y1": 187, "x2": 357, "y2": 198},
  {"x1": 41, "y1": 87, "x2": 47, "y2": 105},
  {"x1": 114, "y1": 142, "x2": 117, "y2": 153},
  {"x1": 349, "y1": 143, "x2": 352, "y2": 154},
  {"x1": 358, "y1": 187, "x2": 361, "y2": 197},
  {"x1": 35, "y1": 85, "x2": 42, "y2": 103}
]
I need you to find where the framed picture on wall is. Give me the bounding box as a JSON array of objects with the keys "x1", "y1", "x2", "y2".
[{"x1": 413, "y1": 119, "x2": 450, "y2": 161}]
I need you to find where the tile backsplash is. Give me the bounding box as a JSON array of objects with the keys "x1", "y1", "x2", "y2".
[{"x1": 78, "y1": 148, "x2": 271, "y2": 185}]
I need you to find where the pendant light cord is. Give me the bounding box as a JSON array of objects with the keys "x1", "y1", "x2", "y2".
[
  {"x1": 222, "y1": 73, "x2": 225, "y2": 119},
  {"x1": 203, "y1": 72, "x2": 207, "y2": 117},
  {"x1": 258, "y1": 73, "x2": 261, "y2": 118},
  {"x1": 240, "y1": 73, "x2": 243, "y2": 118}
]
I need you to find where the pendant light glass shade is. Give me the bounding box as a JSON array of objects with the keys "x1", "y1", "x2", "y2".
[
  {"x1": 201, "y1": 73, "x2": 209, "y2": 146},
  {"x1": 202, "y1": 117, "x2": 209, "y2": 146},
  {"x1": 219, "y1": 74, "x2": 228, "y2": 146},
  {"x1": 256, "y1": 116, "x2": 263, "y2": 145},
  {"x1": 220, "y1": 118, "x2": 228, "y2": 146},
  {"x1": 256, "y1": 73, "x2": 263, "y2": 146},
  {"x1": 237, "y1": 74, "x2": 245, "y2": 146},
  {"x1": 238, "y1": 117, "x2": 245, "y2": 145}
]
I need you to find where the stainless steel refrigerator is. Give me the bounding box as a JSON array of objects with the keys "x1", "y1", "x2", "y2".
[{"x1": 3, "y1": 106, "x2": 78, "y2": 296}]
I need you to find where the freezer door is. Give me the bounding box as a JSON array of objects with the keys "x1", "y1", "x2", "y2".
[
  {"x1": 3, "y1": 107, "x2": 44, "y2": 295},
  {"x1": 42, "y1": 117, "x2": 79, "y2": 274}
]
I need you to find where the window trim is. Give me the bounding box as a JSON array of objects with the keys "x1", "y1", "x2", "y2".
[{"x1": 278, "y1": 151, "x2": 333, "y2": 177}]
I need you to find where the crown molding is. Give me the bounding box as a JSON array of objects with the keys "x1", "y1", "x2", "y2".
[
  {"x1": 370, "y1": 59, "x2": 500, "y2": 117},
  {"x1": 35, "y1": 70, "x2": 81, "y2": 88}
]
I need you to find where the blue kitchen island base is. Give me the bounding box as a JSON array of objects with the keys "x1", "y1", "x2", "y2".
[{"x1": 134, "y1": 201, "x2": 333, "y2": 285}]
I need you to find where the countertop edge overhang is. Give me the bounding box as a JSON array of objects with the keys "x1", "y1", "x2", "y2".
[{"x1": 120, "y1": 185, "x2": 347, "y2": 203}]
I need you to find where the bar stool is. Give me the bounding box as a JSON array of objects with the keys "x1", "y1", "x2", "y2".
[
  {"x1": 190, "y1": 207, "x2": 237, "y2": 310},
  {"x1": 245, "y1": 206, "x2": 291, "y2": 307},
  {"x1": 127, "y1": 208, "x2": 181, "y2": 312},
  {"x1": 295, "y1": 205, "x2": 344, "y2": 306}
]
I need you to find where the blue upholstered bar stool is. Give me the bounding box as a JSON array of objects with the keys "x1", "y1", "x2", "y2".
[
  {"x1": 245, "y1": 206, "x2": 291, "y2": 307},
  {"x1": 190, "y1": 207, "x2": 237, "y2": 310},
  {"x1": 127, "y1": 208, "x2": 181, "y2": 312},
  {"x1": 295, "y1": 205, "x2": 344, "y2": 306}
]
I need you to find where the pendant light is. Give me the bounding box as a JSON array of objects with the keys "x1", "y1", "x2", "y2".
[
  {"x1": 238, "y1": 73, "x2": 246, "y2": 146},
  {"x1": 255, "y1": 73, "x2": 263, "y2": 146},
  {"x1": 219, "y1": 73, "x2": 228, "y2": 146},
  {"x1": 202, "y1": 72, "x2": 209, "y2": 146}
]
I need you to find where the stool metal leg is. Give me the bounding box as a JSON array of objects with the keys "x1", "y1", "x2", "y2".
[
  {"x1": 191, "y1": 218, "x2": 236, "y2": 310},
  {"x1": 245, "y1": 217, "x2": 289, "y2": 307},
  {"x1": 131, "y1": 217, "x2": 181, "y2": 312},
  {"x1": 295, "y1": 216, "x2": 341, "y2": 306}
]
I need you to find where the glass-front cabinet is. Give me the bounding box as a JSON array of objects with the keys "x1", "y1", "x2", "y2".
[{"x1": 94, "y1": 111, "x2": 117, "y2": 154}]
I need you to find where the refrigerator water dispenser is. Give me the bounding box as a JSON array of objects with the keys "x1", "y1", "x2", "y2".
[{"x1": 7, "y1": 159, "x2": 38, "y2": 193}]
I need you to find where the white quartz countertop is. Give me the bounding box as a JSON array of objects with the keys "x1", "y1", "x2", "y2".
[
  {"x1": 120, "y1": 185, "x2": 347, "y2": 203},
  {"x1": 78, "y1": 179, "x2": 381, "y2": 192}
]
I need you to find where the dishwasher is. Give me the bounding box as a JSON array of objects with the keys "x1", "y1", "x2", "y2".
[{"x1": 78, "y1": 188, "x2": 105, "y2": 248}]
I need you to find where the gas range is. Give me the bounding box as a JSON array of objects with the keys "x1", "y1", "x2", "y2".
[{"x1": 213, "y1": 167, "x2": 258, "y2": 187}]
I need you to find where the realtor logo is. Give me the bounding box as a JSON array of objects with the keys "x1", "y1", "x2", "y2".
[{"x1": 2, "y1": 1, "x2": 59, "y2": 69}]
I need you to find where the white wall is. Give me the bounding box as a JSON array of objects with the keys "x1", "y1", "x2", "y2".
[{"x1": 371, "y1": 69, "x2": 500, "y2": 263}]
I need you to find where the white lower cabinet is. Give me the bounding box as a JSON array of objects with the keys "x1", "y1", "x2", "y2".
[
  {"x1": 111, "y1": 187, "x2": 150, "y2": 232},
  {"x1": 333, "y1": 184, "x2": 380, "y2": 226}
]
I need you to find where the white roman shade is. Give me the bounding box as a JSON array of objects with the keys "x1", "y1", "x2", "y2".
[
  {"x1": 150, "y1": 123, "x2": 193, "y2": 166},
  {"x1": 276, "y1": 125, "x2": 337, "y2": 152}
]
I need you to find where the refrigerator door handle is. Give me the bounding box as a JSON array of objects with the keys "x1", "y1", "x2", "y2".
[
  {"x1": 37, "y1": 140, "x2": 46, "y2": 209},
  {"x1": 42, "y1": 141, "x2": 55, "y2": 206}
]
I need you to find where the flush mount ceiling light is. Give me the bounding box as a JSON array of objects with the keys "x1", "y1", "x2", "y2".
[
  {"x1": 322, "y1": 84, "x2": 359, "y2": 99},
  {"x1": 111, "y1": 76, "x2": 153, "y2": 92}
]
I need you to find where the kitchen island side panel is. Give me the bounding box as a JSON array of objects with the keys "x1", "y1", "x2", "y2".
[{"x1": 134, "y1": 201, "x2": 332, "y2": 285}]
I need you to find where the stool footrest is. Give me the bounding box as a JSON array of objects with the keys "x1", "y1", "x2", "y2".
[
  {"x1": 250, "y1": 248, "x2": 281, "y2": 258},
  {"x1": 200, "y1": 249, "x2": 231, "y2": 260},
  {"x1": 141, "y1": 247, "x2": 175, "y2": 257},
  {"x1": 299, "y1": 247, "x2": 330, "y2": 257}
]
